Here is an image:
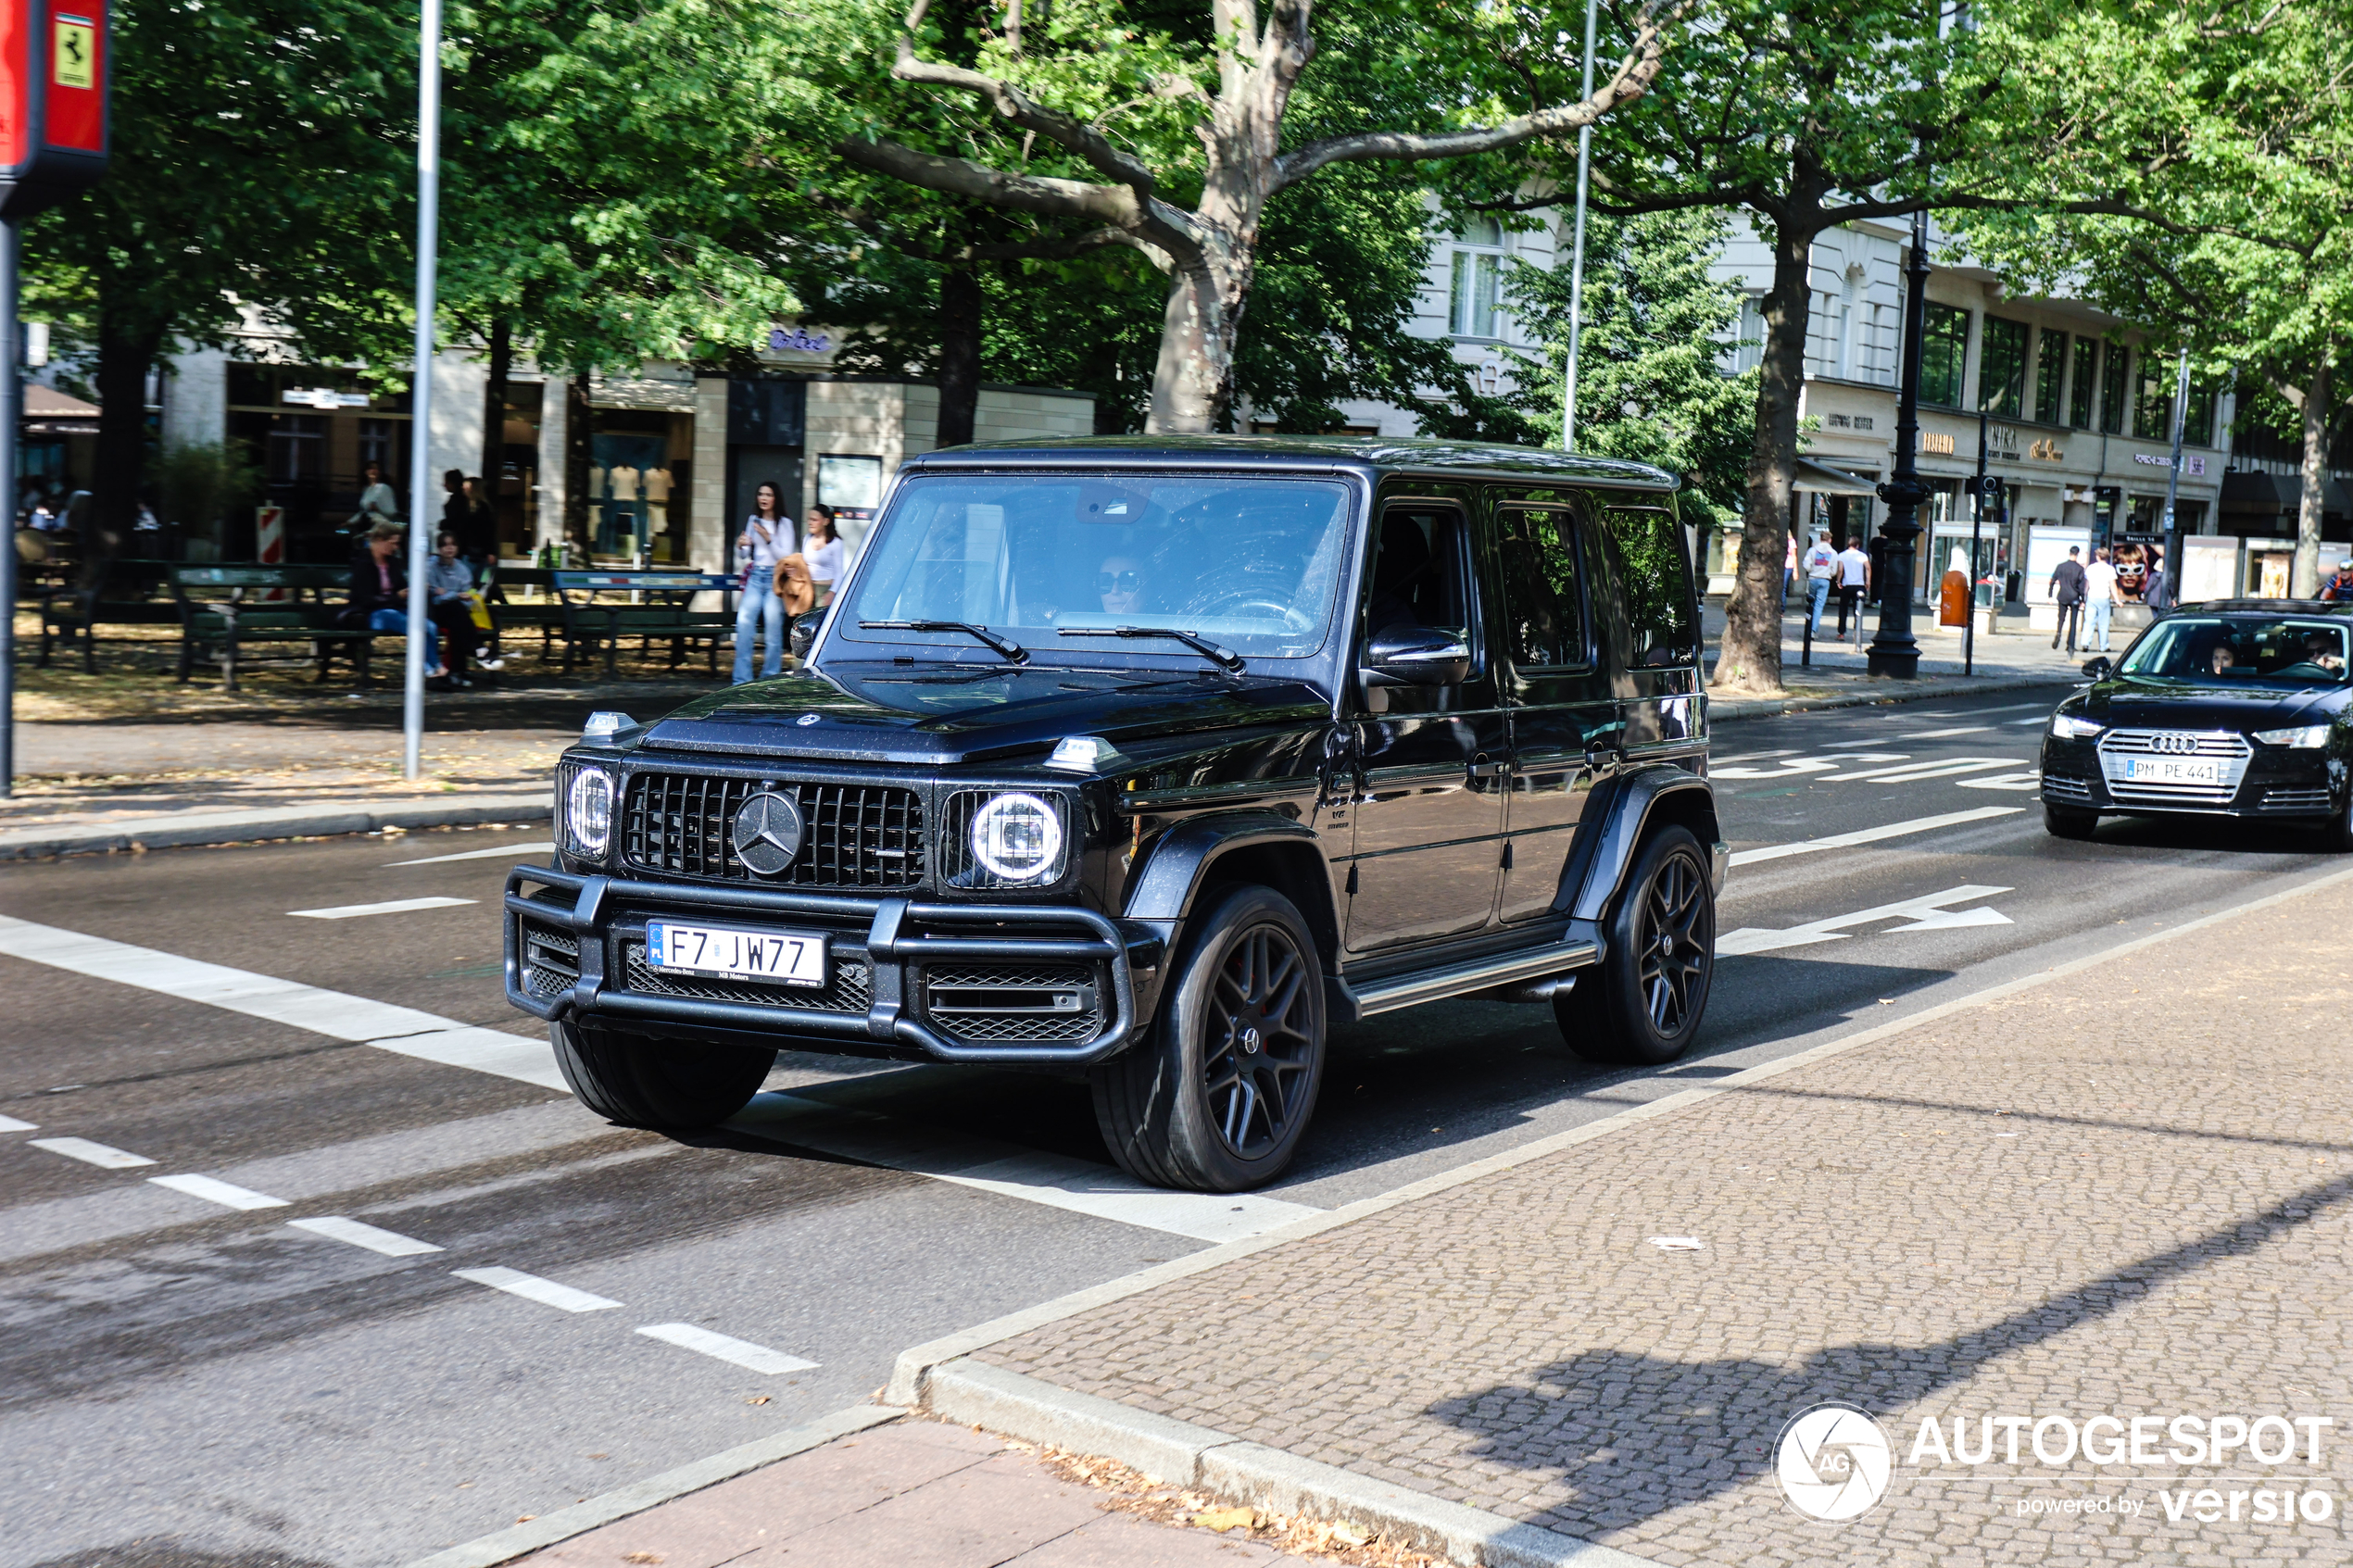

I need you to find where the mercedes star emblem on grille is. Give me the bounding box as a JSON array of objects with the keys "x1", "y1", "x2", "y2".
[
  {"x1": 2154, "y1": 733, "x2": 2199, "y2": 754},
  {"x1": 730, "y1": 791, "x2": 805, "y2": 874}
]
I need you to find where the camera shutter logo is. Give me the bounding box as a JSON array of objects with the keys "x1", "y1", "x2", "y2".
[
  {"x1": 1776, "y1": 1403, "x2": 1894, "y2": 1523},
  {"x1": 731, "y1": 792, "x2": 805, "y2": 875}
]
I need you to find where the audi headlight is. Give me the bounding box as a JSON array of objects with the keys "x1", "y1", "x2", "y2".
[
  {"x1": 2254, "y1": 724, "x2": 2332, "y2": 748},
  {"x1": 565, "y1": 767, "x2": 615, "y2": 858},
  {"x1": 969, "y1": 792, "x2": 1064, "y2": 883},
  {"x1": 2050, "y1": 713, "x2": 2104, "y2": 740}
]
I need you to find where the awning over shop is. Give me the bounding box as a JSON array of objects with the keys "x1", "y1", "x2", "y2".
[
  {"x1": 1794, "y1": 457, "x2": 1879, "y2": 497},
  {"x1": 2221, "y1": 469, "x2": 2351, "y2": 519},
  {"x1": 22, "y1": 383, "x2": 100, "y2": 434}
]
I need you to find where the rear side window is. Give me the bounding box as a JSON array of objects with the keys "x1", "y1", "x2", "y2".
[
  {"x1": 1493, "y1": 508, "x2": 1590, "y2": 669},
  {"x1": 1602, "y1": 505, "x2": 1698, "y2": 668}
]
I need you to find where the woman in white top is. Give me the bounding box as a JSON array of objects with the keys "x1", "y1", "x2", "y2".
[
  {"x1": 356, "y1": 460, "x2": 400, "y2": 529},
  {"x1": 734, "y1": 483, "x2": 794, "y2": 683},
  {"x1": 804, "y1": 505, "x2": 846, "y2": 607}
]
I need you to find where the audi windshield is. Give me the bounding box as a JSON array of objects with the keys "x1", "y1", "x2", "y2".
[
  {"x1": 832, "y1": 474, "x2": 1355, "y2": 661},
  {"x1": 2118, "y1": 617, "x2": 2351, "y2": 685}
]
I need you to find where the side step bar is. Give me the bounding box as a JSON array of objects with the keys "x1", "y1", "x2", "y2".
[{"x1": 1343, "y1": 939, "x2": 1601, "y2": 1019}]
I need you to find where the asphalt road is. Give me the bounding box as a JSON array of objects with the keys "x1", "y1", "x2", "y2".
[{"x1": 5, "y1": 680, "x2": 2347, "y2": 1568}]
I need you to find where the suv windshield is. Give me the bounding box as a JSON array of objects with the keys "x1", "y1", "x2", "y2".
[
  {"x1": 2119, "y1": 617, "x2": 2351, "y2": 684},
  {"x1": 835, "y1": 473, "x2": 1354, "y2": 661}
]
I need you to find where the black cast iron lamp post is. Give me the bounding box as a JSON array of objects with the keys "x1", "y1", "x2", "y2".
[{"x1": 1869, "y1": 207, "x2": 1933, "y2": 679}]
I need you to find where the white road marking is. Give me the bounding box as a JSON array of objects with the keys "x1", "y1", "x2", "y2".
[
  {"x1": 454, "y1": 1266, "x2": 623, "y2": 1312},
  {"x1": 0, "y1": 916, "x2": 568, "y2": 1091},
  {"x1": 1729, "y1": 806, "x2": 2024, "y2": 867},
  {"x1": 0, "y1": 1114, "x2": 37, "y2": 1133},
  {"x1": 1713, "y1": 751, "x2": 1908, "y2": 780},
  {"x1": 1718, "y1": 884, "x2": 2014, "y2": 957},
  {"x1": 729, "y1": 1092, "x2": 1322, "y2": 1243},
  {"x1": 288, "y1": 897, "x2": 478, "y2": 920},
  {"x1": 1909, "y1": 702, "x2": 2054, "y2": 719},
  {"x1": 29, "y1": 1136, "x2": 157, "y2": 1170},
  {"x1": 388, "y1": 841, "x2": 556, "y2": 866},
  {"x1": 148, "y1": 1173, "x2": 290, "y2": 1210},
  {"x1": 1955, "y1": 771, "x2": 2045, "y2": 791},
  {"x1": 289, "y1": 1216, "x2": 446, "y2": 1256},
  {"x1": 635, "y1": 1322, "x2": 818, "y2": 1374},
  {"x1": 1708, "y1": 747, "x2": 1802, "y2": 766},
  {"x1": 1813, "y1": 755, "x2": 2027, "y2": 783},
  {"x1": 1889, "y1": 725, "x2": 1992, "y2": 740},
  {"x1": 2009, "y1": 714, "x2": 2057, "y2": 725}
]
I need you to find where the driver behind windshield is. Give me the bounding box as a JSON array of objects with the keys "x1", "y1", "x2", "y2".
[
  {"x1": 2210, "y1": 643, "x2": 2238, "y2": 676},
  {"x1": 1099, "y1": 555, "x2": 1145, "y2": 616}
]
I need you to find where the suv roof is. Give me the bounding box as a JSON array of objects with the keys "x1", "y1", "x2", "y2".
[
  {"x1": 2177, "y1": 599, "x2": 2353, "y2": 616},
  {"x1": 904, "y1": 434, "x2": 1680, "y2": 494}
]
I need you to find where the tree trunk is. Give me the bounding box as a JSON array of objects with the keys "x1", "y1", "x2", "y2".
[
  {"x1": 86, "y1": 314, "x2": 164, "y2": 586},
  {"x1": 2292, "y1": 357, "x2": 2329, "y2": 598},
  {"x1": 1147, "y1": 257, "x2": 1250, "y2": 433},
  {"x1": 936, "y1": 264, "x2": 981, "y2": 448},
  {"x1": 481, "y1": 318, "x2": 512, "y2": 487},
  {"x1": 564, "y1": 371, "x2": 593, "y2": 557},
  {"x1": 1713, "y1": 220, "x2": 1816, "y2": 694}
]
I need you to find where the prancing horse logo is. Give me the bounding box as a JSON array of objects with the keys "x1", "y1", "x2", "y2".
[{"x1": 730, "y1": 792, "x2": 805, "y2": 875}]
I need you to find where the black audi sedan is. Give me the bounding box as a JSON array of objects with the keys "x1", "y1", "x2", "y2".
[{"x1": 2040, "y1": 600, "x2": 2352, "y2": 845}]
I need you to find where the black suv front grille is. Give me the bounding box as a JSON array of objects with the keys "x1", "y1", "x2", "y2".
[
  {"x1": 622, "y1": 771, "x2": 925, "y2": 888},
  {"x1": 922, "y1": 962, "x2": 1102, "y2": 1043},
  {"x1": 621, "y1": 941, "x2": 874, "y2": 1014}
]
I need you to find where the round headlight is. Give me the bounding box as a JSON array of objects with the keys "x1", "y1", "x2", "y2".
[
  {"x1": 970, "y1": 792, "x2": 1063, "y2": 883},
  {"x1": 566, "y1": 768, "x2": 614, "y2": 857}
]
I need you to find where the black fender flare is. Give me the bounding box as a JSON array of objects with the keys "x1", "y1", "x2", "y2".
[
  {"x1": 1124, "y1": 809, "x2": 1328, "y2": 926},
  {"x1": 1561, "y1": 766, "x2": 1726, "y2": 923}
]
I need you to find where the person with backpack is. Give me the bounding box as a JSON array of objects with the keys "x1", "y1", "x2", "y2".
[{"x1": 1801, "y1": 533, "x2": 1837, "y2": 638}]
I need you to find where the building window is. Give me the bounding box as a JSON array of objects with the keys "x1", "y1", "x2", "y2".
[
  {"x1": 2035, "y1": 330, "x2": 2067, "y2": 424},
  {"x1": 1449, "y1": 217, "x2": 1504, "y2": 339},
  {"x1": 358, "y1": 418, "x2": 399, "y2": 476},
  {"x1": 1978, "y1": 316, "x2": 2029, "y2": 418},
  {"x1": 1920, "y1": 304, "x2": 1969, "y2": 408},
  {"x1": 2137, "y1": 356, "x2": 2179, "y2": 440},
  {"x1": 265, "y1": 415, "x2": 327, "y2": 483},
  {"x1": 1734, "y1": 295, "x2": 1765, "y2": 372},
  {"x1": 2070, "y1": 337, "x2": 2098, "y2": 428},
  {"x1": 2183, "y1": 379, "x2": 2218, "y2": 448},
  {"x1": 2099, "y1": 345, "x2": 2130, "y2": 433}
]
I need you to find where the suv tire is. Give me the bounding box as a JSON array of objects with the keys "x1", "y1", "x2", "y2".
[
  {"x1": 1092, "y1": 884, "x2": 1327, "y2": 1192},
  {"x1": 552, "y1": 1019, "x2": 773, "y2": 1128},
  {"x1": 1555, "y1": 824, "x2": 1714, "y2": 1066},
  {"x1": 2043, "y1": 802, "x2": 2099, "y2": 840}
]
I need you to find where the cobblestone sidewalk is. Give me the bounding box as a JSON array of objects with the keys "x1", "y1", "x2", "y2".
[{"x1": 977, "y1": 873, "x2": 2353, "y2": 1566}]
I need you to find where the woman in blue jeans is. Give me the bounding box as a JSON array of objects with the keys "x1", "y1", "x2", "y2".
[
  {"x1": 347, "y1": 521, "x2": 444, "y2": 681},
  {"x1": 733, "y1": 483, "x2": 794, "y2": 683}
]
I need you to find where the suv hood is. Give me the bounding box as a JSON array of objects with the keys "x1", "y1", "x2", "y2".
[
  {"x1": 2083, "y1": 675, "x2": 2345, "y2": 730},
  {"x1": 635, "y1": 662, "x2": 1331, "y2": 765}
]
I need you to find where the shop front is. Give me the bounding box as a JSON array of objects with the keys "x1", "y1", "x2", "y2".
[{"x1": 223, "y1": 362, "x2": 411, "y2": 562}]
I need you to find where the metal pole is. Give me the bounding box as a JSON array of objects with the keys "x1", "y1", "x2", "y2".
[
  {"x1": 0, "y1": 219, "x2": 16, "y2": 799},
  {"x1": 1560, "y1": 0, "x2": 1598, "y2": 451},
  {"x1": 1868, "y1": 207, "x2": 1931, "y2": 679},
  {"x1": 403, "y1": 0, "x2": 443, "y2": 782},
  {"x1": 2157, "y1": 345, "x2": 2190, "y2": 607},
  {"x1": 1966, "y1": 409, "x2": 1985, "y2": 678}
]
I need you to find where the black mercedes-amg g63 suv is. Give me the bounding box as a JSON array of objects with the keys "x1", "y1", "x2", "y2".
[{"x1": 505, "y1": 436, "x2": 1725, "y2": 1191}]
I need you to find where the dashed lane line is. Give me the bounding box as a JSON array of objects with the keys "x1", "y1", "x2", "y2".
[
  {"x1": 454, "y1": 1265, "x2": 623, "y2": 1313},
  {"x1": 288, "y1": 1215, "x2": 447, "y2": 1256},
  {"x1": 636, "y1": 1322, "x2": 818, "y2": 1374},
  {"x1": 387, "y1": 841, "x2": 556, "y2": 866},
  {"x1": 29, "y1": 1136, "x2": 157, "y2": 1170},
  {"x1": 148, "y1": 1173, "x2": 290, "y2": 1210},
  {"x1": 0, "y1": 914, "x2": 568, "y2": 1091},
  {"x1": 287, "y1": 897, "x2": 479, "y2": 920},
  {"x1": 1728, "y1": 806, "x2": 2025, "y2": 868},
  {"x1": 0, "y1": 1114, "x2": 38, "y2": 1133}
]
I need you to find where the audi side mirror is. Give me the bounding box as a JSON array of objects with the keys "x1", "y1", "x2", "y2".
[
  {"x1": 1361, "y1": 625, "x2": 1471, "y2": 690},
  {"x1": 2081, "y1": 656, "x2": 2114, "y2": 681}
]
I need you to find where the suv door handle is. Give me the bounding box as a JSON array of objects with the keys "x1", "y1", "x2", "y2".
[
  {"x1": 1583, "y1": 743, "x2": 1622, "y2": 772},
  {"x1": 1467, "y1": 756, "x2": 1504, "y2": 780}
]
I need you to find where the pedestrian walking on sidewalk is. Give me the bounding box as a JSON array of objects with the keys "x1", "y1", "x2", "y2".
[
  {"x1": 2322, "y1": 561, "x2": 2353, "y2": 602},
  {"x1": 1835, "y1": 536, "x2": 1871, "y2": 646},
  {"x1": 2050, "y1": 546, "x2": 2087, "y2": 652},
  {"x1": 733, "y1": 482, "x2": 797, "y2": 684},
  {"x1": 2083, "y1": 546, "x2": 2121, "y2": 653},
  {"x1": 1802, "y1": 533, "x2": 1836, "y2": 637}
]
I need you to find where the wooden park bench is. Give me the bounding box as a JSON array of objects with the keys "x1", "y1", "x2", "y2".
[
  {"x1": 37, "y1": 558, "x2": 182, "y2": 672},
  {"x1": 170, "y1": 565, "x2": 395, "y2": 693},
  {"x1": 550, "y1": 570, "x2": 737, "y2": 679}
]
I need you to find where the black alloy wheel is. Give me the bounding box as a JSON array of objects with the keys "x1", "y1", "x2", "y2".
[
  {"x1": 1201, "y1": 921, "x2": 1319, "y2": 1161},
  {"x1": 1093, "y1": 884, "x2": 1327, "y2": 1191},
  {"x1": 1556, "y1": 824, "x2": 1716, "y2": 1066}
]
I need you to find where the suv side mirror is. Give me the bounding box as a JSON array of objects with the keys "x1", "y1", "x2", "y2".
[
  {"x1": 2081, "y1": 656, "x2": 2114, "y2": 681},
  {"x1": 1361, "y1": 625, "x2": 1471, "y2": 688}
]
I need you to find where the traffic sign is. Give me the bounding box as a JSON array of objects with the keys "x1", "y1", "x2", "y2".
[{"x1": 0, "y1": 0, "x2": 109, "y2": 219}]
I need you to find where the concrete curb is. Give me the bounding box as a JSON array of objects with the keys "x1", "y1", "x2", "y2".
[
  {"x1": 0, "y1": 792, "x2": 550, "y2": 860},
  {"x1": 922, "y1": 1360, "x2": 1653, "y2": 1568},
  {"x1": 1710, "y1": 671, "x2": 2073, "y2": 722},
  {"x1": 396, "y1": 1401, "x2": 902, "y2": 1568}
]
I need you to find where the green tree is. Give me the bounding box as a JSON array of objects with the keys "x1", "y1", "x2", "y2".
[
  {"x1": 25, "y1": 0, "x2": 411, "y2": 564},
  {"x1": 818, "y1": 0, "x2": 1682, "y2": 433},
  {"x1": 1965, "y1": 0, "x2": 2353, "y2": 595},
  {"x1": 1502, "y1": 207, "x2": 1757, "y2": 519}
]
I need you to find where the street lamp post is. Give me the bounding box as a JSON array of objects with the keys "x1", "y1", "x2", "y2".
[
  {"x1": 1560, "y1": 0, "x2": 1599, "y2": 450},
  {"x1": 1868, "y1": 207, "x2": 1932, "y2": 679},
  {"x1": 1965, "y1": 408, "x2": 1987, "y2": 678},
  {"x1": 401, "y1": 0, "x2": 443, "y2": 782},
  {"x1": 2157, "y1": 345, "x2": 2190, "y2": 607}
]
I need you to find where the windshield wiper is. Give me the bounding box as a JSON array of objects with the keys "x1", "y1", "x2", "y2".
[
  {"x1": 1060, "y1": 625, "x2": 1245, "y2": 674},
  {"x1": 859, "y1": 620, "x2": 1029, "y2": 665}
]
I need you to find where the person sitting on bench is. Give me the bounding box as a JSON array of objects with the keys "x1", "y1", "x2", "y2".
[{"x1": 346, "y1": 521, "x2": 446, "y2": 684}]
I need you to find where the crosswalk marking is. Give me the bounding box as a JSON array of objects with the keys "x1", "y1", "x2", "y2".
[
  {"x1": 636, "y1": 1322, "x2": 817, "y2": 1374},
  {"x1": 149, "y1": 1173, "x2": 290, "y2": 1210},
  {"x1": 454, "y1": 1266, "x2": 622, "y2": 1312},
  {"x1": 1729, "y1": 806, "x2": 2023, "y2": 868},
  {"x1": 387, "y1": 841, "x2": 556, "y2": 866},
  {"x1": 288, "y1": 897, "x2": 477, "y2": 921},
  {"x1": 289, "y1": 1216, "x2": 447, "y2": 1256},
  {"x1": 0, "y1": 1114, "x2": 38, "y2": 1134},
  {"x1": 29, "y1": 1136, "x2": 156, "y2": 1170}
]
